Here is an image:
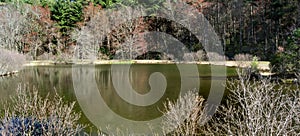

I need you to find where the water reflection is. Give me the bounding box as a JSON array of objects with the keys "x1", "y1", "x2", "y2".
[
  {"x1": 0, "y1": 64, "x2": 235, "y2": 127},
  {"x1": 96, "y1": 64, "x2": 181, "y2": 121}
]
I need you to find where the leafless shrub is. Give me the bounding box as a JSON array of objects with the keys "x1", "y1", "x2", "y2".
[
  {"x1": 234, "y1": 53, "x2": 254, "y2": 61},
  {"x1": 206, "y1": 52, "x2": 227, "y2": 61},
  {"x1": 35, "y1": 52, "x2": 54, "y2": 60},
  {"x1": 183, "y1": 53, "x2": 197, "y2": 62},
  {"x1": 195, "y1": 50, "x2": 207, "y2": 61},
  {"x1": 0, "y1": 48, "x2": 26, "y2": 75},
  {"x1": 183, "y1": 50, "x2": 207, "y2": 62},
  {"x1": 159, "y1": 53, "x2": 175, "y2": 60},
  {"x1": 0, "y1": 84, "x2": 84, "y2": 135},
  {"x1": 200, "y1": 70, "x2": 300, "y2": 135},
  {"x1": 162, "y1": 90, "x2": 206, "y2": 135}
]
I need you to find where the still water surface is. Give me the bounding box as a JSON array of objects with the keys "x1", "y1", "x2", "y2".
[{"x1": 0, "y1": 64, "x2": 237, "y2": 131}]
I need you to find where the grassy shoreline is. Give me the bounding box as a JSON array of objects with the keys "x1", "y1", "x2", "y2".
[
  {"x1": 23, "y1": 60, "x2": 270, "y2": 71},
  {"x1": 0, "y1": 60, "x2": 270, "y2": 77}
]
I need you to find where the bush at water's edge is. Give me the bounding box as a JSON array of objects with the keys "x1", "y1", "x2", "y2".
[
  {"x1": 0, "y1": 49, "x2": 26, "y2": 77},
  {"x1": 0, "y1": 84, "x2": 84, "y2": 135}
]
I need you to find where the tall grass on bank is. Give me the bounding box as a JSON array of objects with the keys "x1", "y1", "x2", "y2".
[
  {"x1": 0, "y1": 84, "x2": 84, "y2": 135},
  {"x1": 200, "y1": 70, "x2": 300, "y2": 135}
]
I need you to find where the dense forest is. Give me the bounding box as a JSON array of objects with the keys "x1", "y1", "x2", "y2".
[
  {"x1": 1, "y1": 1, "x2": 300, "y2": 135},
  {"x1": 0, "y1": 0, "x2": 299, "y2": 73}
]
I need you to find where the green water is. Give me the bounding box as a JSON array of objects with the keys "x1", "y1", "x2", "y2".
[{"x1": 0, "y1": 64, "x2": 237, "y2": 132}]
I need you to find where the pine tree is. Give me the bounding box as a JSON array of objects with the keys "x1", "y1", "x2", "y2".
[{"x1": 50, "y1": 0, "x2": 83, "y2": 35}]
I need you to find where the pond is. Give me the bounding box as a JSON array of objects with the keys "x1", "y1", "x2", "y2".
[{"x1": 0, "y1": 64, "x2": 237, "y2": 134}]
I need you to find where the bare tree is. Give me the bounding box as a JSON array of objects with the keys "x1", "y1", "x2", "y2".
[
  {"x1": 76, "y1": 6, "x2": 145, "y2": 60},
  {"x1": 0, "y1": 2, "x2": 47, "y2": 61},
  {"x1": 0, "y1": 3, "x2": 33, "y2": 52}
]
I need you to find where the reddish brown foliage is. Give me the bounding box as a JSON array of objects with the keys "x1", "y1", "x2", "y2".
[
  {"x1": 82, "y1": 2, "x2": 102, "y2": 26},
  {"x1": 183, "y1": 0, "x2": 212, "y2": 12}
]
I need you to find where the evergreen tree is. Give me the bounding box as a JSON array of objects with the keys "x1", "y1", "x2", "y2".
[
  {"x1": 50, "y1": 0, "x2": 83, "y2": 35},
  {"x1": 271, "y1": 28, "x2": 300, "y2": 73}
]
